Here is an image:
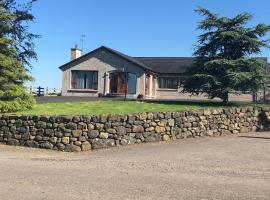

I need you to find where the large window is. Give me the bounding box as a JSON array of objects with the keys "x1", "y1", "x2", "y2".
[
  {"x1": 127, "y1": 73, "x2": 137, "y2": 94},
  {"x1": 71, "y1": 70, "x2": 98, "y2": 90},
  {"x1": 158, "y1": 77, "x2": 179, "y2": 89}
]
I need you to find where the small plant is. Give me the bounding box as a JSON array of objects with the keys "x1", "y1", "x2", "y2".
[
  {"x1": 98, "y1": 93, "x2": 103, "y2": 98},
  {"x1": 137, "y1": 94, "x2": 144, "y2": 100}
]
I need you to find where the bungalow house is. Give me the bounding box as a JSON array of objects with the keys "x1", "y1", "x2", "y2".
[
  {"x1": 59, "y1": 46, "x2": 196, "y2": 99},
  {"x1": 59, "y1": 46, "x2": 263, "y2": 101}
]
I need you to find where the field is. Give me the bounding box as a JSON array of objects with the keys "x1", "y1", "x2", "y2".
[{"x1": 14, "y1": 99, "x2": 267, "y2": 115}]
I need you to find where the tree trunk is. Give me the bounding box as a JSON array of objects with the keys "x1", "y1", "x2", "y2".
[{"x1": 222, "y1": 92, "x2": 229, "y2": 104}]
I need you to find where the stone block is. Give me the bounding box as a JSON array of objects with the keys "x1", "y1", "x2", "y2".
[
  {"x1": 65, "y1": 144, "x2": 81, "y2": 152},
  {"x1": 88, "y1": 130, "x2": 99, "y2": 138},
  {"x1": 155, "y1": 126, "x2": 165, "y2": 133},
  {"x1": 132, "y1": 125, "x2": 144, "y2": 133},
  {"x1": 167, "y1": 119, "x2": 175, "y2": 126},
  {"x1": 62, "y1": 137, "x2": 70, "y2": 145},
  {"x1": 81, "y1": 141, "x2": 91, "y2": 151},
  {"x1": 145, "y1": 134, "x2": 161, "y2": 142},
  {"x1": 99, "y1": 132, "x2": 109, "y2": 139},
  {"x1": 162, "y1": 134, "x2": 170, "y2": 141},
  {"x1": 91, "y1": 138, "x2": 115, "y2": 149},
  {"x1": 107, "y1": 128, "x2": 116, "y2": 134},
  {"x1": 204, "y1": 110, "x2": 211, "y2": 116},
  {"x1": 72, "y1": 130, "x2": 82, "y2": 137}
]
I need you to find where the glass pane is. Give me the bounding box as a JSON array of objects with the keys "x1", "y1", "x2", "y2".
[
  {"x1": 72, "y1": 70, "x2": 98, "y2": 89},
  {"x1": 158, "y1": 77, "x2": 178, "y2": 89},
  {"x1": 77, "y1": 72, "x2": 85, "y2": 89},
  {"x1": 128, "y1": 73, "x2": 137, "y2": 94}
]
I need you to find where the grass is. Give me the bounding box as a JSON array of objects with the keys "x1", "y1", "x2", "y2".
[{"x1": 12, "y1": 100, "x2": 269, "y2": 116}]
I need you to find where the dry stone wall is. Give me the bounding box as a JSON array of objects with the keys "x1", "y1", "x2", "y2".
[{"x1": 0, "y1": 107, "x2": 269, "y2": 152}]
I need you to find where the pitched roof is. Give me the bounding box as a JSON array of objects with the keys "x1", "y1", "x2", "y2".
[
  {"x1": 59, "y1": 46, "x2": 195, "y2": 74},
  {"x1": 134, "y1": 57, "x2": 196, "y2": 73},
  {"x1": 59, "y1": 46, "x2": 154, "y2": 72},
  {"x1": 60, "y1": 46, "x2": 270, "y2": 74}
]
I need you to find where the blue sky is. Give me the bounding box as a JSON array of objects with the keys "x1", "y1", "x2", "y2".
[{"x1": 28, "y1": 0, "x2": 270, "y2": 90}]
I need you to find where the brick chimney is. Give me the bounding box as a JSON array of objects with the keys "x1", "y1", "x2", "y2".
[{"x1": 71, "y1": 45, "x2": 82, "y2": 60}]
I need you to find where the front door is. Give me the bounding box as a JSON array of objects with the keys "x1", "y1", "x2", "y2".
[{"x1": 110, "y1": 72, "x2": 127, "y2": 94}]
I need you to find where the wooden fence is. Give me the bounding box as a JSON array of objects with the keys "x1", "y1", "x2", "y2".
[{"x1": 27, "y1": 86, "x2": 61, "y2": 96}]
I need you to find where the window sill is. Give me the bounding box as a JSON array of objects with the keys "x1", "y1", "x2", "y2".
[
  {"x1": 68, "y1": 89, "x2": 98, "y2": 93},
  {"x1": 157, "y1": 88, "x2": 178, "y2": 91}
]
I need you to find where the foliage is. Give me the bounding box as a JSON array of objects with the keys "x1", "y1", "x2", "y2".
[
  {"x1": 181, "y1": 7, "x2": 270, "y2": 103},
  {"x1": 137, "y1": 94, "x2": 144, "y2": 100},
  {"x1": 0, "y1": 0, "x2": 39, "y2": 112},
  {"x1": 0, "y1": 92, "x2": 35, "y2": 112}
]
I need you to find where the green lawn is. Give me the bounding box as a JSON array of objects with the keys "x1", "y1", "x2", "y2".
[{"x1": 13, "y1": 100, "x2": 268, "y2": 116}]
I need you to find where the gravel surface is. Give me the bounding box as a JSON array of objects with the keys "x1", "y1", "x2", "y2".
[{"x1": 0, "y1": 132, "x2": 270, "y2": 200}]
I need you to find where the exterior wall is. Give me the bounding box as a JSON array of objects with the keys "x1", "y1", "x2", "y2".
[
  {"x1": 156, "y1": 89, "x2": 253, "y2": 101},
  {"x1": 0, "y1": 107, "x2": 269, "y2": 152},
  {"x1": 155, "y1": 74, "x2": 253, "y2": 101},
  {"x1": 61, "y1": 49, "x2": 146, "y2": 97}
]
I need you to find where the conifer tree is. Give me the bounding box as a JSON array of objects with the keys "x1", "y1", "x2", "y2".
[
  {"x1": 0, "y1": 0, "x2": 39, "y2": 112},
  {"x1": 181, "y1": 7, "x2": 270, "y2": 103}
]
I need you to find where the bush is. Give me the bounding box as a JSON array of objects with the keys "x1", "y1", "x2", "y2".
[
  {"x1": 137, "y1": 94, "x2": 144, "y2": 100},
  {"x1": 0, "y1": 93, "x2": 35, "y2": 113}
]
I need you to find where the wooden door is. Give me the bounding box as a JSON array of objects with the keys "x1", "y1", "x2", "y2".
[
  {"x1": 110, "y1": 73, "x2": 118, "y2": 93},
  {"x1": 117, "y1": 73, "x2": 127, "y2": 93},
  {"x1": 110, "y1": 72, "x2": 128, "y2": 94}
]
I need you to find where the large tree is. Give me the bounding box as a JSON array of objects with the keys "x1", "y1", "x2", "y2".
[
  {"x1": 181, "y1": 7, "x2": 270, "y2": 103},
  {"x1": 0, "y1": 0, "x2": 39, "y2": 112}
]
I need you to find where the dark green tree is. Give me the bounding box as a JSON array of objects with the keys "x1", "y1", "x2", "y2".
[
  {"x1": 0, "y1": 0, "x2": 39, "y2": 112},
  {"x1": 181, "y1": 7, "x2": 270, "y2": 103}
]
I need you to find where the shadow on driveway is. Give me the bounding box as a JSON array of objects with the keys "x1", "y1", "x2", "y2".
[{"x1": 239, "y1": 135, "x2": 270, "y2": 140}]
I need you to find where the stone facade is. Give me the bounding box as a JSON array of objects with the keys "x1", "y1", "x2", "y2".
[{"x1": 0, "y1": 107, "x2": 269, "y2": 152}]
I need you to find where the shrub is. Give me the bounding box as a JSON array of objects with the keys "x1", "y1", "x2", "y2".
[
  {"x1": 0, "y1": 93, "x2": 35, "y2": 113},
  {"x1": 137, "y1": 94, "x2": 144, "y2": 100}
]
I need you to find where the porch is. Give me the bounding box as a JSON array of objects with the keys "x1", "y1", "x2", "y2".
[{"x1": 103, "y1": 71, "x2": 157, "y2": 99}]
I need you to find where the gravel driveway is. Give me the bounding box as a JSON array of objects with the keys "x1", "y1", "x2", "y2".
[{"x1": 0, "y1": 132, "x2": 270, "y2": 200}]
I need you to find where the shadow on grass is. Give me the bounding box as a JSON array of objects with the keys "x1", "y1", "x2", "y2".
[{"x1": 143, "y1": 99, "x2": 264, "y2": 108}]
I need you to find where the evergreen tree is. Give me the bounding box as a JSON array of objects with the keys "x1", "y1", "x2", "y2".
[
  {"x1": 0, "y1": 0, "x2": 39, "y2": 112},
  {"x1": 181, "y1": 7, "x2": 270, "y2": 103}
]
